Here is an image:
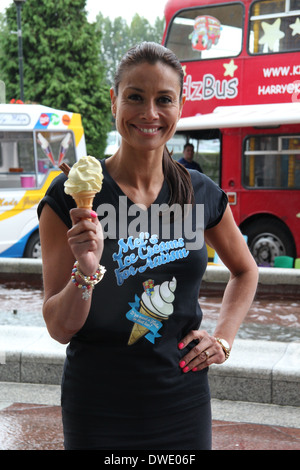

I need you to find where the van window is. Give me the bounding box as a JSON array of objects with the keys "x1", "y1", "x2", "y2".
[
  {"x1": 0, "y1": 130, "x2": 76, "y2": 188},
  {"x1": 243, "y1": 135, "x2": 300, "y2": 188},
  {"x1": 36, "y1": 131, "x2": 75, "y2": 175}
]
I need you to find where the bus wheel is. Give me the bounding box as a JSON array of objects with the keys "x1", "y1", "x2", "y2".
[
  {"x1": 243, "y1": 219, "x2": 296, "y2": 266},
  {"x1": 24, "y1": 232, "x2": 41, "y2": 258}
]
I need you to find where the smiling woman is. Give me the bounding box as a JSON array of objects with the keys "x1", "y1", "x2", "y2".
[
  {"x1": 108, "y1": 42, "x2": 193, "y2": 208},
  {"x1": 108, "y1": 63, "x2": 184, "y2": 207},
  {"x1": 38, "y1": 41, "x2": 258, "y2": 450},
  {"x1": 111, "y1": 63, "x2": 182, "y2": 148}
]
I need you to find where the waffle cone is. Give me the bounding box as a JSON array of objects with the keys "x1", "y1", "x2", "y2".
[
  {"x1": 71, "y1": 191, "x2": 96, "y2": 210},
  {"x1": 128, "y1": 300, "x2": 166, "y2": 346}
]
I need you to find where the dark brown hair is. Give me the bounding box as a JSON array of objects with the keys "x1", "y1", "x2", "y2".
[{"x1": 114, "y1": 42, "x2": 194, "y2": 207}]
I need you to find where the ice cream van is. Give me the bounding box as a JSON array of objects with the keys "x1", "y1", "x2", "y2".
[{"x1": 0, "y1": 104, "x2": 86, "y2": 258}]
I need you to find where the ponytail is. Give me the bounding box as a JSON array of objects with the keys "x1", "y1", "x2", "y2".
[{"x1": 163, "y1": 146, "x2": 195, "y2": 208}]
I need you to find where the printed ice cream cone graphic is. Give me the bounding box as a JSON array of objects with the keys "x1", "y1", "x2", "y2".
[
  {"x1": 128, "y1": 277, "x2": 177, "y2": 346},
  {"x1": 63, "y1": 155, "x2": 103, "y2": 210},
  {"x1": 128, "y1": 300, "x2": 163, "y2": 346}
]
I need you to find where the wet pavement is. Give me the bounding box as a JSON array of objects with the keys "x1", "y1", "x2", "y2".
[
  {"x1": 0, "y1": 384, "x2": 299, "y2": 450},
  {"x1": 0, "y1": 403, "x2": 64, "y2": 450},
  {"x1": 1, "y1": 403, "x2": 300, "y2": 450},
  {"x1": 212, "y1": 420, "x2": 300, "y2": 450}
]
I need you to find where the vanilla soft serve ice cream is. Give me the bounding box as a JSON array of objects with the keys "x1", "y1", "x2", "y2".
[
  {"x1": 63, "y1": 155, "x2": 103, "y2": 212},
  {"x1": 64, "y1": 155, "x2": 103, "y2": 195}
]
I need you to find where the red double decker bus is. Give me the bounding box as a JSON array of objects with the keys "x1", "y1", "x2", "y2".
[{"x1": 163, "y1": 0, "x2": 300, "y2": 266}]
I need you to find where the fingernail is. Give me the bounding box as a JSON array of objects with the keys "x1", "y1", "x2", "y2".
[
  {"x1": 90, "y1": 210, "x2": 97, "y2": 218},
  {"x1": 192, "y1": 367, "x2": 197, "y2": 372},
  {"x1": 183, "y1": 366, "x2": 189, "y2": 373},
  {"x1": 178, "y1": 342, "x2": 184, "y2": 350},
  {"x1": 179, "y1": 360, "x2": 186, "y2": 368}
]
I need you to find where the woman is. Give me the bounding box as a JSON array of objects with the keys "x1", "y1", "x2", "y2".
[{"x1": 38, "y1": 42, "x2": 258, "y2": 450}]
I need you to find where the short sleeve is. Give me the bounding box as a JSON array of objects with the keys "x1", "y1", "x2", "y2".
[
  {"x1": 37, "y1": 173, "x2": 75, "y2": 228},
  {"x1": 189, "y1": 170, "x2": 228, "y2": 230}
]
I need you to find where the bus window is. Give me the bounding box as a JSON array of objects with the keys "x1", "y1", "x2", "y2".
[
  {"x1": 243, "y1": 135, "x2": 300, "y2": 189},
  {"x1": 191, "y1": 136, "x2": 220, "y2": 183},
  {"x1": 165, "y1": 3, "x2": 244, "y2": 61},
  {"x1": 169, "y1": 131, "x2": 221, "y2": 184},
  {"x1": 167, "y1": 134, "x2": 187, "y2": 159},
  {"x1": 249, "y1": 0, "x2": 300, "y2": 54}
]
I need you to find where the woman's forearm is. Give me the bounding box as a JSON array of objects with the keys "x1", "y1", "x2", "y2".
[
  {"x1": 43, "y1": 278, "x2": 93, "y2": 344},
  {"x1": 213, "y1": 267, "x2": 258, "y2": 347},
  {"x1": 39, "y1": 204, "x2": 104, "y2": 344}
]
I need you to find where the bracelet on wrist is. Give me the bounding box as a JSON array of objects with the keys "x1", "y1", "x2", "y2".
[{"x1": 71, "y1": 261, "x2": 106, "y2": 300}]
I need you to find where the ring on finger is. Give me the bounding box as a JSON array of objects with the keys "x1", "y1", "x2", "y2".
[{"x1": 204, "y1": 350, "x2": 209, "y2": 359}]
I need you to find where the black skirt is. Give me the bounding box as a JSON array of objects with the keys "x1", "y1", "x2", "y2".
[{"x1": 62, "y1": 401, "x2": 212, "y2": 450}]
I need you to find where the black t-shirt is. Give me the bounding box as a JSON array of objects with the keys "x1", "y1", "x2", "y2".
[{"x1": 38, "y1": 160, "x2": 227, "y2": 418}]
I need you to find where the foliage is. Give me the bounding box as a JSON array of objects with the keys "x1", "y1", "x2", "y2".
[
  {"x1": 0, "y1": 0, "x2": 111, "y2": 157},
  {"x1": 96, "y1": 13, "x2": 164, "y2": 85},
  {"x1": 0, "y1": 2, "x2": 165, "y2": 155}
]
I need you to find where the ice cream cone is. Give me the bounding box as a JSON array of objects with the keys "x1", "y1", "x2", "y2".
[
  {"x1": 72, "y1": 190, "x2": 96, "y2": 210},
  {"x1": 128, "y1": 300, "x2": 167, "y2": 346}
]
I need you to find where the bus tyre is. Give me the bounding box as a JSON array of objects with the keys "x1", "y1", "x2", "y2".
[
  {"x1": 244, "y1": 219, "x2": 296, "y2": 266},
  {"x1": 24, "y1": 232, "x2": 41, "y2": 259}
]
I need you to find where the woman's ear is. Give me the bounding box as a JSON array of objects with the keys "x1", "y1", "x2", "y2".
[
  {"x1": 178, "y1": 95, "x2": 186, "y2": 120},
  {"x1": 110, "y1": 87, "x2": 117, "y2": 117}
]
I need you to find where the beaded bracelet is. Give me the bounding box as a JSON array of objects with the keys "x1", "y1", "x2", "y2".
[{"x1": 71, "y1": 261, "x2": 106, "y2": 300}]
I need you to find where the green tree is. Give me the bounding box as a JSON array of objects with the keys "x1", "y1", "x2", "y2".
[
  {"x1": 97, "y1": 13, "x2": 164, "y2": 85},
  {"x1": 97, "y1": 14, "x2": 130, "y2": 85},
  {"x1": 130, "y1": 14, "x2": 164, "y2": 46},
  {"x1": 0, "y1": 0, "x2": 111, "y2": 157}
]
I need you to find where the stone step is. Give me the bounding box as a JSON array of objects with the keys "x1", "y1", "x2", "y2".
[{"x1": 1, "y1": 325, "x2": 299, "y2": 407}]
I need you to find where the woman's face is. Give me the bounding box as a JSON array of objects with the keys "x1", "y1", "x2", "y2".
[{"x1": 110, "y1": 62, "x2": 185, "y2": 152}]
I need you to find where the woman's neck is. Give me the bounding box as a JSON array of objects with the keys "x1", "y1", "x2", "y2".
[{"x1": 105, "y1": 144, "x2": 165, "y2": 208}]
